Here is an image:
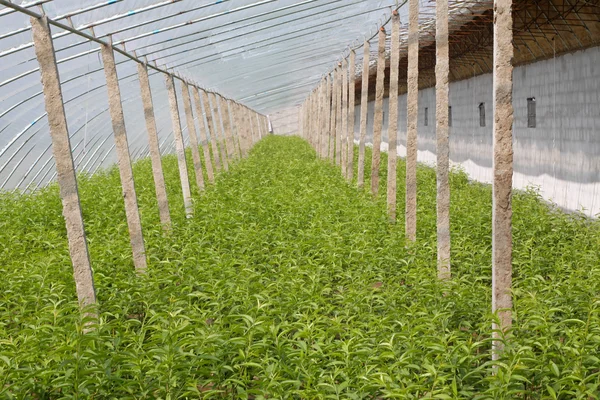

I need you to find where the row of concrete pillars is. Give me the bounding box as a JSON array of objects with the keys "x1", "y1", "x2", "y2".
[
  {"x1": 299, "y1": 0, "x2": 514, "y2": 359},
  {"x1": 32, "y1": 15, "x2": 269, "y2": 321}
]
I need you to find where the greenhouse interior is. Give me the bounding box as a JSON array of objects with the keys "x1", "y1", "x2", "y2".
[{"x1": 1, "y1": 0, "x2": 600, "y2": 397}]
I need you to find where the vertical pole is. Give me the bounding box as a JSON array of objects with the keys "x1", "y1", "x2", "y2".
[
  {"x1": 320, "y1": 79, "x2": 328, "y2": 158},
  {"x1": 326, "y1": 74, "x2": 333, "y2": 161},
  {"x1": 388, "y1": 11, "x2": 400, "y2": 222},
  {"x1": 192, "y1": 86, "x2": 214, "y2": 184},
  {"x1": 492, "y1": 0, "x2": 514, "y2": 359},
  {"x1": 230, "y1": 100, "x2": 243, "y2": 158},
  {"x1": 200, "y1": 90, "x2": 222, "y2": 172},
  {"x1": 255, "y1": 113, "x2": 263, "y2": 141},
  {"x1": 331, "y1": 70, "x2": 338, "y2": 163},
  {"x1": 309, "y1": 91, "x2": 317, "y2": 150},
  {"x1": 248, "y1": 107, "x2": 257, "y2": 147},
  {"x1": 335, "y1": 66, "x2": 343, "y2": 166},
  {"x1": 357, "y1": 40, "x2": 370, "y2": 188},
  {"x1": 314, "y1": 91, "x2": 319, "y2": 152},
  {"x1": 237, "y1": 103, "x2": 248, "y2": 157},
  {"x1": 299, "y1": 106, "x2": 303, "y2": 137},
  {"x1": 244, "y1": 107, "x2": 253, "y2": 150},
  {"x1": 137, "y1": 62, "x2": 171, "y2": 230},
  {"x1": 341, "y1": 58, "x2": 349, "y2": 177},
  {"x1": 219, "y1": 96, "x2": 236, "y2": 161},
  {"x1": 180, "y1": 81, "x2": 205, "y2": 192},
  {"x1": 406, "y1": 0, "x2": 420, "y2": 242},
  {"x1": 347, "y1": 50, "x2": 356, "y2": 181},
  {"x1": 31, "y1": 16, "x2": 97, "y2": 311},
  {"x1": 436, "y1": 0, "x2": 451, "y2": 279},
  {"x1": 371, "y1": 27, "x2": 386, "y2": 197},
  {"x1": 209, "y1": 92, "x2": 229, "y2": 172},
  {"x1": 101, "y1": 43, "x2": 147, "y2": 272},
  {"x1": 166, "y1": 74, "x2": 193, "y2": 218}
]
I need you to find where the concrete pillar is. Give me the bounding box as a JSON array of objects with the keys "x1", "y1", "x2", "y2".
[
  {"x1": 341, "y1": 59, "x2": 349, "y2": 177},
  {"x1": 209, "y1": 92, "x2": 229, "y2": 172},
  {"x1": 335, "y1": 66, "x2": 343, "y2": 166},
  {"x1": 247, "y1": 107, "x2": 257, "y2": 148},
  {"x1": 200, "y1": 90, "x2": 222, "y2": 172},
  {"x1": 330, "y1": 70, "x2": 338, "y2": 163},
  {"x1": 180, "y1": 81, "x2": 205, "y2": 192},
  {"x1": 347, "y1": 50, "x2": 356, "y2": 181},
  {"x1": 219, "y1": 96, "x2": 236, "y2": 161},
  {"x1": 357, "y1": 40, "x2": 370, "y2": 189},
  {"x1": 436, "y1": 0, "x2": 451, "y2": 279},
  {"x1": 192, "y1": 86, "x2": 215, "y2": 184},
  {"x1": 308, "y1": 93, "x2": 314, "y2": 148},
  {"x1": 320, "y1": 79, "x2": 328, "y2": 158},
  {"x1": 255, "y1": 113, "x2": 263, "y2": 141},
  {"x1": 371, "y1": 27, "x2": 386, "y2": 197},
  {"x1": 31, "y1": 16, "x2": 97, "y2": 311},
  {"x1": 323, "y1": 75, "x2": 331, "y2": 158},
  {"x1": 137, "y1": 62, "x2": 171, "y2": 230},
  {"x1": 101, "y1": 43, "x2": 147, "y2": 273},
  {"x1": 230, "y1": 100, "x2": 243, "y2": 157},
  {"x1": 388, "y1": 11, "x2": 400, "y2": 222},
  {"x1": 166, "y1": 74, "x2": 193, "y2": 218},
  {"x1": 313, "y1": 91, "x2": 319, "y2": 153},
  {"x1": 492, "y1": 0, "x2": 514, "y2": 359},
  {"x1": 406, "y1": 0, "x2": 419, "y2": 242},
  {"x1": 325, "y1": 75, "x2": 332, "y2": 160},
  {"x1": 299, "y1": 106, "x2": 303, "y2": 138},
  {"x1": 236, "y1": 103, "x2": 248, "y2": 157}
]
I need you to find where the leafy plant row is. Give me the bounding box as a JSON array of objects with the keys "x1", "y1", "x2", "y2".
[{"x1": 0, "y1": 135, "x2": 598, "y2": 398}]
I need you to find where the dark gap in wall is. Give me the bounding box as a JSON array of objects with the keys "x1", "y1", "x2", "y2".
[{"x1": 527, "y1": 97, "x2": 536, "y2": 128}]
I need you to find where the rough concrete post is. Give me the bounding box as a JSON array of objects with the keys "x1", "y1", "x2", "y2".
[
  {"x1": 335, "y1": 66, "x2": 343, "y2": 166},
  {"x1": 492, "y1": 0, "x2": 514, "y2": 359},
  {"x1": 248, "y1": 107, "x2": 258, "y2": 147},
  {"x1": 230, "y1": 101, "x2": 243, "y2": 157},
  {"x1": 299, "y1": 106, "x2": 303, "y2": 137},
  {"x1": 209, "y1": 92, "x2": 229, "y2": 172},
  {"x1": 31, "y1": 16, "x2": 97, "y2": 312},
  {"x1": 219, "y1": 96, "x2": 236, "y2": 161},
  {"x1": 239, "y1": 105, "x2": 250, "y2": 155},
  {"x1": 323, "y1": 75, "x2": 331, "y2": 158},
  {"x1": 436, "y1": 0, "x2": 451, "y2": 279},
  {"x1": 341, "y1": 59, "x2": 349, "y2": 177},
  {"x1": 347, "y1": 50, "x2": 356, "y2": 181},
  {"x1": 236, "y1": 103, "x2": 248, "y2": 157},
  {"x1": 166, "y1": 74, "x2": 193, "y2": 218},
  {"x1": 244, "y1": 107, "x2": 253, "y2": 150},
  {"x1": 320, "y1": 79, "x2": 328, "y2": 158},
  {"x1": 192, "y1": 86, "x2": 214, "y2": 184},
  {"x1": 180, "y1": 81, "x2": 205, "y2": 192},
  {"x1": 325, "y1": 75, "x2": 332, "y2": 159},
  {"x1": 255, "y1": 113, "x2": 262, "y2": 141},
  {"x1": 406, "y1": 0, "x2": 419, "y2": 242},
  {"x1": 200, "y1": 90, "x2": 222, "y2": 172},
  {"x1": 388, "y1": 12, "x2": 400, "y2": 222},
  {"x1": 101, "y1": 43, "x2": 147, "y2": 273},
  {"x1": 357, "y1": 40, "x2": 370, "y2": 188},
  {"x1": 316, "y1": 85, "x2": 322, "y2": 156},
  {"x1": 137, "y1": 62, "x2": 171, "y2": 230},
  {"x1": 309, "y1": 92, "x2": 315, "y2": 149},
  {"x1": 330, "y1": 70, "x2": 338, "y2": 163},
  {"x1": 371, "y1": 27, "x2": 386, "y2": 197}
]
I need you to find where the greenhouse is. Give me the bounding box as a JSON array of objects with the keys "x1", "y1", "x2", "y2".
[{"x1": 1, "y1": 0, "x2": 599, "y2": 397}]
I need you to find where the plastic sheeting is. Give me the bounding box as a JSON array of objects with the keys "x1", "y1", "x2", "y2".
[{"x1": 0, "y1": 0, "x2": 399, "y2": 191}]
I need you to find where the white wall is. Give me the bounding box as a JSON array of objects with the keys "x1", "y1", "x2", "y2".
[{"x1": 356, "y1": 46, "x2": 600, "y2": 217}]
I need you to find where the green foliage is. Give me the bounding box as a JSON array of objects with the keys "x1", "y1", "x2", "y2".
[{"x1": 0, "y1": 136, "x2": 598, "y2": 398}]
